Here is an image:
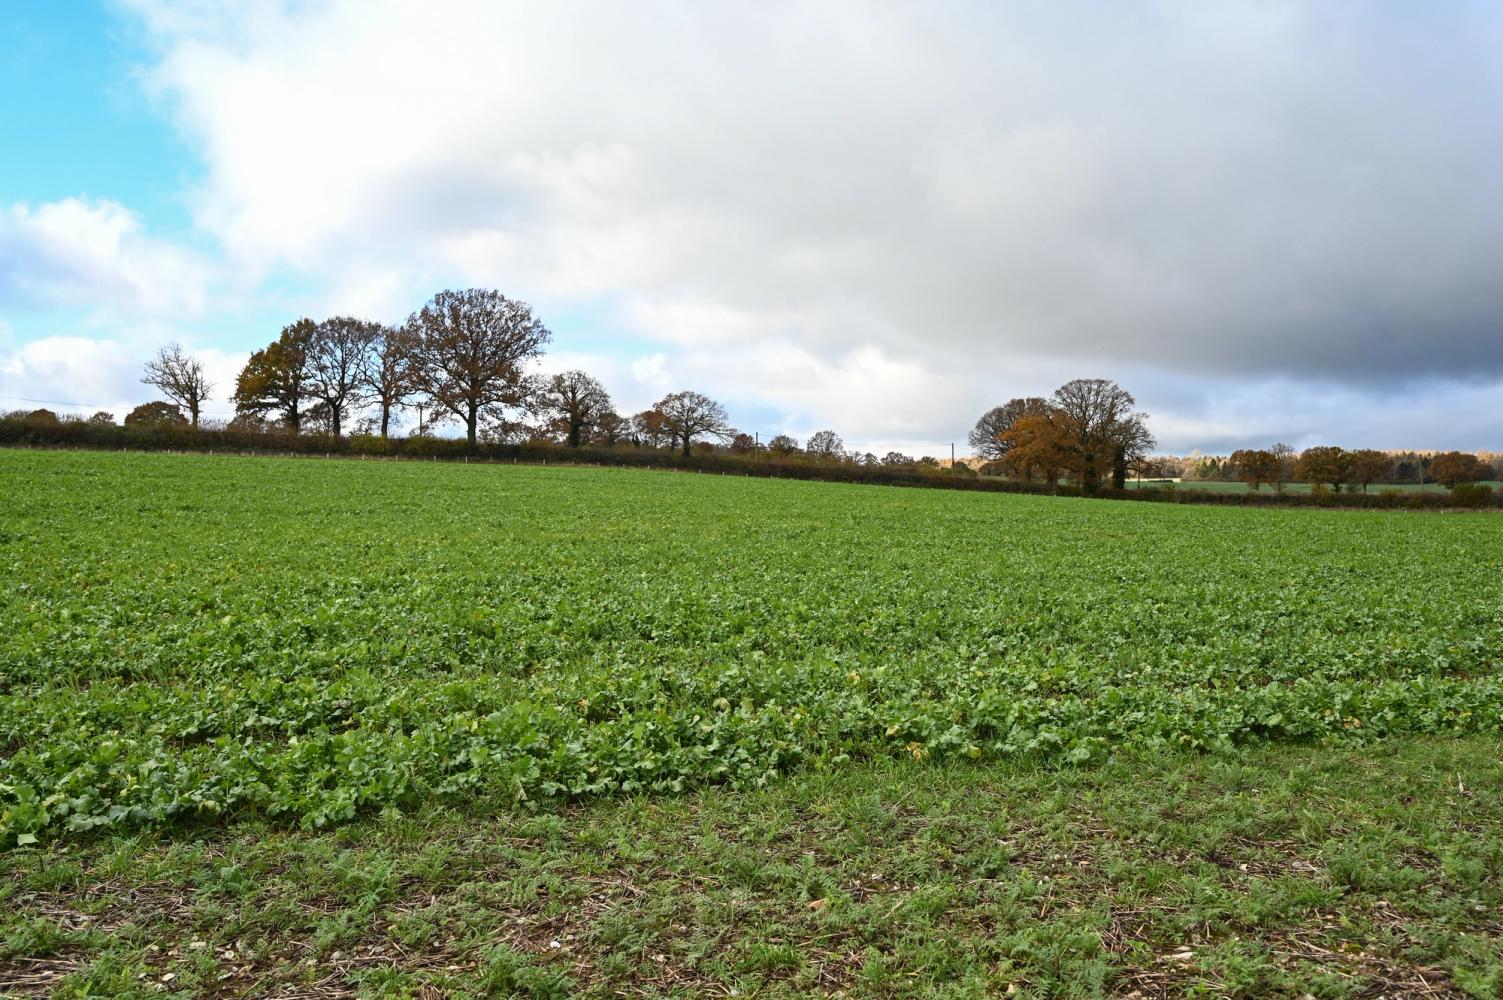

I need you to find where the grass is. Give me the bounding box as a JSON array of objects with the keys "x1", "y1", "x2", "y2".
[{"x1": 4, "y1": 738, "x2": 1500, "y2": 998}]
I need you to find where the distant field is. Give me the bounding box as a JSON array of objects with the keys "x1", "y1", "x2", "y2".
[
  {"x1": 3, "y1": 450, "x2": 1500, "y2": 843},
  {"x1": 1123, "y1": 478, "x2": 1503, "y2": 493}
]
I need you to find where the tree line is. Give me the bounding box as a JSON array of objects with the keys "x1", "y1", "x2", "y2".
[
  {"x1": 1168, "y1": 446, "x2": 1499, "y2": 491},
  {"x1": 58, "y1": 287, "x2": 957, "y2": 469}
]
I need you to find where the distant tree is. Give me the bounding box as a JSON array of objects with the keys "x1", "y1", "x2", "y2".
[
  {"x1": 226, "y1": 413, "x2": 273, "y2": 434},
  {"x1": 1107, "y1": 414, "x2": 1155, "y2": 489},
  {"x1": 729, "y1": 432, "x2": 758, "y2": 454},
  {"x1": 1050, "y1": 379, "x2": 1153, "y2": 492},
  {"x1": 858, "y1": 451, "x2": 878, "y2": 465},
  {"x1": 233, "y1": 319, "x2": 315, "y2": 432},
  {"x1": 806, "y1": 429, "x2": 844, "y2": 460},
  {"x1": 1270, "y1": 442, "x2": 1296, "y2": 493},
  {"x1": 968, "y1": 398, "x2": 1050, "y2": 462},
  {"x1": 1430, "y1": 451, "x2": 1489, "y2": 487},
  {"x1": 631, "y1": 409, "x2": 671, "y2": 448},
  {"x1": 408, "y1": 289, "x2": 551, "y2": 446},
  {"x1": 1348, "y1": 449, "x2": 1393, "y2": 493},
  {"x1": 86, "y1": 411, "x2": 116, "y2": 426},
  {"x1": 655, "y1": 390, "x2": 732, "y2": 456},
  {"x1": 1229, "y1": 449, "x2": 1279, "y2": 491},
  {"x1": 767, "y1": 434, "x2": 800, "y2": 456},
  {"x1": 539, "y1": 370, "x2": 613, "y2": 448},
  {"x1": 306, "y1": 317, "x2": 380, "y2": 437},
  {"x1": 141, "y1": 343, "x2": 214, "y2": 429},
  {"x1": 1295, "y1": 446, "x2": 1351, "y2": 490},
  {"x1": 124, "y1": 401, "x2": 189, "y2": 429},
  {"x1": 362, "y1": 324, "x2": 421, "y2": 439},
  {"x1": 881, "y1": 451, "x2": 913, "y2": 467},
  {"x1": 594, "y1": 410, "x2": 629, "y2": 446},
  {"x1": 20, "y1": 408, "x2": 61, "y2": 428}
]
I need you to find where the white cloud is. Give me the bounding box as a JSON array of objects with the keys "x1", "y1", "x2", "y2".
[{"x1": 0, "y1": 198, "x2": 211, "y2": 316}]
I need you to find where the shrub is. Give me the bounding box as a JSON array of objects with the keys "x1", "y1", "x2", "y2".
[{"x1": 1449, "y1": 483, "x2": 1495, "y2": 509}]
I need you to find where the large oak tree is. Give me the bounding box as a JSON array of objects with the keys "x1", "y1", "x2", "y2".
[
  {"x1": 362, "y1": 324, "x2": 421, "y2": 439},
  {"x1": 1050, "y1": 379, "x2": 1154, "y2": 492},
  {"x1": 655, "y1": 390, "x2": 732, "y2": 456},
  {"x1": 308, "y1": 317, "x2": 380, "y2": 437},
  {"x1": 409, "y1": 289, "x2": 551, "y2": 446},
  {"x1": 232, "y1": 320, "x2": 316, "y2": 432},
  {"x1": 540, "y1": 370, "x2": 613, "y2": 447}
]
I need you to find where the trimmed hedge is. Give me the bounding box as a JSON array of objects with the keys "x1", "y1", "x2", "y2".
[{"x1": 2, "y1": 416, "x2": 1497, "y2": 510}]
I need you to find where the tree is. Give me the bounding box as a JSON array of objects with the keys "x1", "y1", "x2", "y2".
[
  {"x1": 767, "y1": 434, "x2": 800, "y2": 456},
  {"x1": 654, "y1": 390, "x2": 732, "y2": 456},
  {"x1": 539, "y1": 370, "x2": 613, "y2": 448},
  {"x1": 86, "y1": 411, "x2": 116, "y2": 426},
  {"x1": 1348, "y1": 449, "x2": 1393, "y2": 493},
  {"x1": 594, "y1": 411, "x2": 629, "y2": 446},
  {"x1": 968, "y1": 398, "x2": 1049, "y2": 461},
  {"x1": 307, "y1": 317, "x2": 379, "y2": 437},
  {"x1": 1107, "y1": 414, "x2": 1155, "y2": 489},
  {"x1": 1229, "y1": 449, "x2": 1279, "y2": 491},
  {"x1": 729, "y1": 432, "x2": 758, "y2": 454},
  {"x1": 1430, "y1": 451, "x2": 1488, "y2": 487},
  {"x1": 141, "y1": 343, "x2": 214, "y2": 429},
  {"x1": 1270, "y1": 442, "x2": 1296, "y2": 493},
  {"x1": 881, "y1": 451, "x2": 913, "y2": 467},
  {"x1": 806, "y1": 429, "x2": 844, "y2": 460},
  {"x1": 1000, "y1": 410, "x2": 1071, "y2": 484},
  {"x1": 124, "y1": 401, "x2": 188, "y2": 429},
  {"x1": 362, "y1": 325, "x2": 421, "y2": 439},
  {"x1": 233, "y1": 319, "x2": 315, "y2": 432},
  {"x1": 1295, "y1": 446, "x2": 1351, "y2": 490},
  {"x1": 1050, "y1": 379, "x2": 1153, "y2": 493},
  {"x1": 409, "y1": 289, "x2": 551, "y2": 446},
  {"x1": 632, "y1": 409, "x2": 671, "y2": 448}
]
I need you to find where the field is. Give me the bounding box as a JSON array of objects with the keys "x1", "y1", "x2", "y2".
[{"x1": 3, "y1": 450, "x2": 1503, "y2": 997}]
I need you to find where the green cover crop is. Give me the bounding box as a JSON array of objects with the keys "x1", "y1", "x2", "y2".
[{"x1": 2, "y1": 451, "x2": 1500, "y2": 843}]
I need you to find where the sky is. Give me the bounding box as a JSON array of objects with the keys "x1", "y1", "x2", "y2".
[{"x1": 2, "y1": 1, "x2": 1500, "y2": 456}]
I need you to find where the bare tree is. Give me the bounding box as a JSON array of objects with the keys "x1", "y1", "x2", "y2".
[
  {"x1": 409, "y1": 289, "x2": 551, "y2": 446},
  {"x1": 539, "y1": 370, "x2": 613, "y2": 447},
  {"x1": 362, "y1": 324, "x2": 421, "y2": 439},
  {"x1": 307, "y1": 317, "x2": 380, "y2": 437},
  {"x1": 655, "y1": 390, "x2": 732, "y2": 456},
  {"x1": 141, "y1": 344, "x2": 214, "y2": 429}
]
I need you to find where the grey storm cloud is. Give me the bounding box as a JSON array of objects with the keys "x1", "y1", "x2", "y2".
[{"x1": 127, "y1": 0, "x2": 1503, "y2": 387}]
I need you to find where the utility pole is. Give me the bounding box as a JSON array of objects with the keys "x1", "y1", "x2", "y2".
[
  {"x1": 416, "y1": 403, "x2": 425, "y2": 436},
  {"x1": 950, "y1": 442, "x2": 955, "y2": 467}
]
